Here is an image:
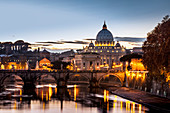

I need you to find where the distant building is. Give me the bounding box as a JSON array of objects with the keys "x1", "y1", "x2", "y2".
[
  {"x1": 0, "y1": 40, "x2": 30, "y2": 55},
  {"x1": 62, "y1": 56, "x2": 74, "y2": 63},
  {"x1": 39, "y1": 58, "x2": 52, "y2": 70},
  {"x1": 40, "y1": 49, "x2": 50, "y2": 60},
  {"x1": 132, "y1": 47, "x2": 143, "y2": 54},
  {"x1": 58, "y1": 49, "x2": 75, "y2": 60},
  {"x1": 50, "y1": 53, "x2": 60, "y2": 62},
  {"x1": 72, "y1": 52, "x2": 100, "y2": 70}
]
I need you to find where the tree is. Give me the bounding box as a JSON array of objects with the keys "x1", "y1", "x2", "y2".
[
  {"x1": 51, "y1": 60, "x2": 70, "y2": 70},
  {"x1": 142, "y1": 15, "x2": 170, "y2": 80}
]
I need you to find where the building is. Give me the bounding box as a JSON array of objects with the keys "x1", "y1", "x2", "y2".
[
  {"x1": 58, "y1": 49, "x2": 75, "y2": 60},
  {"x1": 40, "y1": 49, "x2": 50, "y2": 60},
  {"x1": 83, "y1": 22, "x2": 126, "y2": 70},
  {"x1": 72, "y1": 52, "x2": 100, "y2": 70},
  {"x1": 0, "y1": 40, "x2": 30, "y2": 55},
  {"x1": 39, "y1": 58, "x2": 52, "y2": 70},
  {"x1": 132, "y1": 47, "x2": 143, "y2": 54}
]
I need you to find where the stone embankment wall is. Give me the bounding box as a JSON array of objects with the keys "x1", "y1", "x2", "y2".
[{"x1": 126, "y1": 75, "x2": 170, "y2": 99}]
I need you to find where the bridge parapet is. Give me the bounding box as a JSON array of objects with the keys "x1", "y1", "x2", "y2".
[
  {"x1": 0, "y1": 69, "x2": 126, "y2": 89},
  {"x1": 0, "y1": 69, "x2": 124, "y2": 73}
]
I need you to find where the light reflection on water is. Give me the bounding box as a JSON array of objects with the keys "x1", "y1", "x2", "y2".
[{"x1": 0, "y1": 84, "x2": 149, "y2": 113}]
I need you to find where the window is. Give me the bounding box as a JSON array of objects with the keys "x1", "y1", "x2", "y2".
[
  {"x1": 107, "y1": 50, "x2": 109, "y2": 52},
  {"x1": 90, "y1": 61, "x2": 93, "y2": 66},
  {"x1": 100, "y1": 50, "x2": 102, "y2": 52},
  {"x1": 107, "y1": 59, "x2": 109, "y2": 64}
]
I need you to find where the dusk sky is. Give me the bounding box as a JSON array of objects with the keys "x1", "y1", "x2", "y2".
[{"x1": 0, "y1": 0, "x2": 169, "y2": 52}]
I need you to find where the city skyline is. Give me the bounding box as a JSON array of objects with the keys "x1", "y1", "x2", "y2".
[{"x1": 0, "y1": 0, "x2": 169, "y2": 51}]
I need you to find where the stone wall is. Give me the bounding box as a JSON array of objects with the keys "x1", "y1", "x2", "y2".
[{"x1": 126, "y1": 75, "x2": 170, "y2": 99}]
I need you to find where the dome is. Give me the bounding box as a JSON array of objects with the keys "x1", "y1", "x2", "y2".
[
  {"x1": 14, "y1": 40, "x2": 24, "y2": 44},
  {"x1": 96, "y1": 21, "x2": 113, "y2": 42},
  {"x1": 89, "y1": 41, "x2": 94, "y2": 47},
  {"x1": 115, "y1": 41, "x2": 121, "y2": 47}
]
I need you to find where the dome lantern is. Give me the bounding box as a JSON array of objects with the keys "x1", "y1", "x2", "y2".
[{"x1": 103, "y1": 21, "x2": 107, "y2": 29}]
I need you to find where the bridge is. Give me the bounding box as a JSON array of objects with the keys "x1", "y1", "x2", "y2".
[{"x1": 0, "y1": 70, "x2": 125, "y2": 92}]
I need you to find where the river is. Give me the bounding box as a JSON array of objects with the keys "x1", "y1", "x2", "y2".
[{"x1": 0, "y1": 84, "x2": 150, "y2": 113}]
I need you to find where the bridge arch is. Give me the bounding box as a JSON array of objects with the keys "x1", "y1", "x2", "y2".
[
  {"x1": 36, "y1": 74, "x2": 57, "y2": 85},
  {"x1": 68, "y1": 73, "x2": 90, "y2": 84},
  {"x1": 98, "y1": 73, "x2": 124, "y2": 86},
  {"x1": 0, "y1": 74, "x2": 24, "y2": 87}
]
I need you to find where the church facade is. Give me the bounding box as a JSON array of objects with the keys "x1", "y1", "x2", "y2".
[{"x1": 73, "y1": 22, "x2": 126, "y2": 70}]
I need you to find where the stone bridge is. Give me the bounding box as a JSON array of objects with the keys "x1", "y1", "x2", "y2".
[{"x1": 0, "y1": 70, "x2": 125, "y2": 91}]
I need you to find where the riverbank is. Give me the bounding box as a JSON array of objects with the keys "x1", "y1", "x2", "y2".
[{"x1": 106, "y1": 87, "x2": 170, "y2": 113}]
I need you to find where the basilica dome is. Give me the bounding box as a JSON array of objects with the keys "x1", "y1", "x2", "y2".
[{"x1": 96, "y1": 22, "x2": 113, "y2": 42}]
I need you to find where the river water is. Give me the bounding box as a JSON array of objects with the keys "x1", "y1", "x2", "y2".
[{"x1": 0, "y1": 84, "x2": 150, "y2": 113}]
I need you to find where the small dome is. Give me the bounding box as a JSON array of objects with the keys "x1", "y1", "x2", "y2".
[
  {"x1": 14, "y1": 40, "x2": 24, "y2": 44},
  {"x1": 96, "y1": 22, "x2": 113, "y2": 42},
  {"x1": 89, "y1": 41, "x2": 94, "y2": 47},
  {"x1": 115, "y1": 41, "x2": 121, "y2": 47}
]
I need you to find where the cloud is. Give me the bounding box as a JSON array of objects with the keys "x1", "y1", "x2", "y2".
[
  {"x1": 83, "y1": 38, "x2": 96, "y2": 41},
  {"x1": 36, "y1": 41, "x2": 64, "y2": 44},
  {"x1": 115, "y1": 37, "x2": 146, "y2": 42},
  {"x1": 41, "y1": 47, "x2": 76, "y2": 53},
  {"x1": 84, "y1": 37, "x2": 146, "y2": 43},
  {"x1": 63, "y1": 40, "x2": 89, "y2": 44},
  {"x1": 30, "y1": 44, "x2": 52, "y2": 47},
  {"x1": 36, "y1": 40, "x2": 89, "y2": 45}
]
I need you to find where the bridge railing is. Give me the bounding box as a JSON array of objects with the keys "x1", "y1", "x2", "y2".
[{"x1": 0, "y1": 69, "x2": 124, "y2": 73}]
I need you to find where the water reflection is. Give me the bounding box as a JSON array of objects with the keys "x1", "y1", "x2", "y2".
[{"x1": 0, "y1": 84, "x2": 149, "y2": 113}]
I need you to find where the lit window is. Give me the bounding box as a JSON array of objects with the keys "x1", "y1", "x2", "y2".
[
  {"x1": 96, "y1": 50, "x2": 98, "y2": 52},
  {"x1": 107, "y1": 50, "x2": 109, "y2": 52},
  {"x1": 112, "y1": 50, "x2": 114, "y2": 52},
  {"x1": 100, "y1": 50, "x2": 102, "y2": 52}
]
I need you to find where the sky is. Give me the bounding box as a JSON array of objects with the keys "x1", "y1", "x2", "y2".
[{"x1": 0, "y1": 0, "x2": 169, "y2": 52}]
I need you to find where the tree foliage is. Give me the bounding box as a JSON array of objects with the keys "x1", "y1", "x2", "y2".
[
  {"x1": 51, "y1": 60, "x2": 70, "y2": 70},
  {"x1": 142, "y1": 15, "x2": 170, "y2": 79}
]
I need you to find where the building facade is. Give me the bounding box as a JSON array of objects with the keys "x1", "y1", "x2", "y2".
[{"x1": 72, "y1": 52, "x2": 100, "y2": 70}]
